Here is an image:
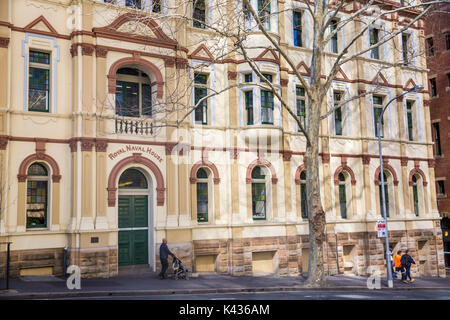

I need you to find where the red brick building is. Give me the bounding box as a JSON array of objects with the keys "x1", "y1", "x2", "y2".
[{"x1": 425, "y1": 3, "x2": 450, "y2": 268}]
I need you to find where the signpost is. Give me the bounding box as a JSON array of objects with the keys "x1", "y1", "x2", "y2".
[{"x1": 377, "y1": 220, "x2": 386, "y2": 238}]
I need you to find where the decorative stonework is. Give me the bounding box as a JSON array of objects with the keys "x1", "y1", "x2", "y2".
[
  {"x1": 80, "y1": 138, "x2": 95, "y2": 152},
  {"x1": 0, "y1": 37, "x2": 10, "y2": 48},
  {"x1": 95, "y1": 47, "x2": 108, "y2": 58},
  {"x1": 69, "y1": 140, "x2": 77, "y2": 153},
  {"x1": 227, "y1": 71, "x2": 237, "y2": 80},
  {"x1": 280, "y1": 78, "x2": 289, "y2": 87},
  {"x1": 321, "y1": 153, "x2": 331, "y2": 164},
  {"x1": 282, "y1": 151, "x2": 293, "y2": 161},
  {"x1": 400, "y1": 157, "x2": 408, "y2": 166},
  {"x1": 0, "y1": 136, "x2": 8, "y2": 150},
  {"x1": 95, "y1": 139, "x2": 108, "y2": 152},
  {"x1": 362, "y1": 155, "x2": 371, "y2": 165}
]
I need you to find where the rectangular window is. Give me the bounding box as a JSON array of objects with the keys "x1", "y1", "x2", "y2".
[
  {"x1": 196, "y1": 182, "x2": 208, "y2": 222},
  {"x1": 330, "y1": 19, "x2": 338, "y2": 54},
  {"x1": 339, "y1": 184, "x2": 347, "y2": 219},
  {"x1": 447, "y1": 73, "x2": 450, "y2": 87},
  {"x1": 427, "y1": 37, "x2": 434, "y2": 56},
  {"x1": 28, "y1": 50, "x2": 50, "y2": 112},
  {"x1": 406, "y1": 101, "x2": 414, "y2": 141},
  {"x1": 430, "y1": 78, "x2": 437, "y2": 97},
  {"x1": 433, "y1": 122, "x2": 442, "y2": 156},
  {"x1": 300, "y1": 183, "x2": 307, "y2": 219},
  {"x1": 193, "y1": 0, "x2": 206, "y2": 29},
  {"x1": 293, "y1": 11, "x2": 302, "y2": 47},
  {"x1": 115, "y1": 81, "x2": 140, "y2": 117},
  {"x1": 402, "y1": 33, "x2": 410, "y2": 65},
  {"x1": 125, "y1": 0, "x2": 142, "y2": 9},
  {"x1": 258, "y1": 0, "x2": 271, "y2": 31},
  {"x1": 373, "y1": 95, "x2": 384, "y2": 138},
  {"x1": 296, "y1": 87, "x2": 306, "y2": 131},
  {"x1": 245, "y1": 91, "x2": 254, "y2": 125},
  {"x1": 152, "y1": 0, "x2": 161, "y2": 12},
  {"x1": 261, "y1": 90, "x2": 274, "y2": 124},
  {"x1": 437, "y1": 180, "x2": 445, "y2": 195},
  {"x1": 334, "y1": 91, "x2": 343, "y2": 136},
  {"x1": 370, "y1": 28, "x2": 380, "y2": 60},
  {"x1": 379, "y1": 183, "x2": 390, "y2": 218},
  {"x1": 244, "y1": 73, "x2": 253, "y2": 83},
  {"x1": 260, "y1": 73, "x2": 272, "y2": 83},
  {"x1": 26, "y1": 180, "x2": 48, "y2": 228},
  {"x1": 194, "y1": 73, "x2": 208, "y2": 124},
  {"x1": 252, "y1": 182, "x2": 266, "y2": 220}
]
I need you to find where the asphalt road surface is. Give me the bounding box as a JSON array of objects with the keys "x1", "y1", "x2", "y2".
[{"x1": 41, "y1": 289, "x2": 450, "y2": 300}]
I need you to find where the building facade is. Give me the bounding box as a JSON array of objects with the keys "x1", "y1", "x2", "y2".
[
  {"x1": 425, "y1": 2, "x2": 450, "y2": 268},
  {"x1": 0, "y1": 0, "x2": 446, "y2": 278}
]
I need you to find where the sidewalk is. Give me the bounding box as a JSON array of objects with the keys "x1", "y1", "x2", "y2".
[{"x1": 0, "y1": 273, "x2": 449, "y2": 299}]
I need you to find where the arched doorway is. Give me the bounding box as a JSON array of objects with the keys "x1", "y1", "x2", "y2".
[{"x1": 117, "y1": 168, "x2": 154, "y2": 268}]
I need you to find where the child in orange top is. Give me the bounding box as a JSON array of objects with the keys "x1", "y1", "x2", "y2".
[{"x1": 393, "y1": 250, "x2": 403, "y2": 279}]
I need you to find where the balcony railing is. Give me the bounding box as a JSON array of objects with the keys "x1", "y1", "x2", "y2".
[{"x1": 115, "y1": 118, "x2": 154, "y2": 135}]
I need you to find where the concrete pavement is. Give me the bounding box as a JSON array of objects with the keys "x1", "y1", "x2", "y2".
[{"x1": 1, "y1": 272, "x2": 449, "y2": 299}]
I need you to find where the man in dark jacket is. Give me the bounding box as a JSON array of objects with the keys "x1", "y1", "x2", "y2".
[
  {"x1": 400, "y1": 249, "x2": 416, "y2": 283},
  {"x1": 159, "y1": 238, "x2": 175, "y2": 279}
]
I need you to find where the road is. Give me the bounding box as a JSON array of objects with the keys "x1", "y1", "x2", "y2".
[{"x1": 41, "y1": 289, "x2": 450, "y2": 300}]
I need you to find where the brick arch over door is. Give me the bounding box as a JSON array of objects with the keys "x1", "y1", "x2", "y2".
[
  {"x1": 333, "y1": 165, "x2": 357, "y2": 186},
  {"x1": 18, "y1": 153, "x2": 61, "y2": 182},
  {"x1": 189, "y1": 160, "x2": 220, "y2": 184},
  {"x1": 409, "y1": 168, "x2": 428, "y2": 186},
  {"x1": 246, "y1": 159, "x2": 278, "y2": 184},
  {"x1": 107, "y1": 56, "x2": 164, "y2": 99},
  {"x1": 374, "y1": 164, "x2": 399, "y2": 186},
  {"x1": 107, "y1": 153, "x2": 165, "y2": 207}
]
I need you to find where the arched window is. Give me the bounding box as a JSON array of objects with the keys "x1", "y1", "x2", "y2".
[
  {"x1": 412, "y1": 174, "x2": 419, "y2": 216},
  {"x1": 26, "y1": 163, "x2": 49, "y2": 228},
  {"x1": 118, "y1": 168, "x2": 148, "y2": 189},
  {"x1": 378, "y1": 171, "x2": 391, "y2": 218},
  {"x1": 300, "y1": 171, "x2": 307, "y2": 219},
  {"x1": 196, "y1": 168, "x2": 209, "y2": 222},
  {"x1": 251, "y1": 166, "x2": 267, "y2": 220},
  {"x1": 115, "y1": 67, "x2": 152, "y2": 117},
  {"x1": 338, "y1": 172, "x2": 347, "y2": 219}
]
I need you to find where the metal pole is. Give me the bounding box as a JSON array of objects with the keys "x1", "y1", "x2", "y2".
[
  {"x1": 378, "y1": 112, "x2": 393, "y2": 288},
  {"x1": 376, "y1": 85, "x2": 422, "y2": 288},
  {"x1": 6, "y1": 242, "x2": 10, "y2": 290}
]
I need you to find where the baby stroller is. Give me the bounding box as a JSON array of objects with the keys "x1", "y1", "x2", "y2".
[{"x1": 172, "y1": 256, "x2": 189, "y2": 280}]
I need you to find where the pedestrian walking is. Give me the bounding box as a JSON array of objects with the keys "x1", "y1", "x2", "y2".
[
  {"x1": 159, "y1": 238, "x2": 176, "y2": 280},
  {"x1": 389, "y1": 246, "x2": 394, "y2": 276},
  {"x1": 393, "y1": 250, "x2": 403, "y2": 279},
  {"x1": 400, "y1": 249, "x2": 416, "y2": 283}
]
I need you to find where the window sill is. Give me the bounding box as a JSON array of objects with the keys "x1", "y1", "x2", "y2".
[
  {"x1": 437, "y1": 194, "x2": 447, "y2": 199},
  {"x1": 431, "y1": 95, "x2": 439, "y2": 99},
  {"x1": 26, "y1": 227, "x2": 49, "y2": 231}
]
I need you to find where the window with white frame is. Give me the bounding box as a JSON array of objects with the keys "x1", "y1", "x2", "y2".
[
  {"x1": 293, "y1": 11, "x2": 303, "y2": 47},
  {"x1": 333, "y1": 91, "x2": 344, "y2": 136},
  {"x1": 196, "y1": 168, "x2": 210, "y2": 222},
  {"x1": 245, "y1": 90, "x2": 254, "y2": 125},
  {"x1": 260, "y1": 73, "x2": 274, "y2": 124},
  {"x1": 28, "y1": 50, "x2": 51, "y2": 112},
  {"x1": 192, "y1": 0, "x2": 206, "y2": 28},
  {"x1": 406, "y1": 100, "x2": 414, "y2": 141},
  {"x1": 373, "y1": 95, "x2": 384, "y2": 138},
  {"x1": 194, "y1": 73, "x2": 208, "y2": 124},
  {"x1": 330, "y1": 19, "x2": 339, "y2": 54},
  {"x1": 26, "y1": 163, "x2": 50, "y2": 229},
  {"x1": 296, "y1": 86, "x2": 306, "y2": 131},
  {"x1": 251, "y1": 166, "x2": 268, "y2": 220},
  {"x1": 258, "y1": 0, "x2": 271, "y2": 31},
  {"x1": 369, "y1": 27, "x2": 381, "y2": 60}
]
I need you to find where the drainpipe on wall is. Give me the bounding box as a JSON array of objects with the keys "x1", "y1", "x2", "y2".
[{"x1": 335, "y1": 233, "x2": 340, "y2": 274}]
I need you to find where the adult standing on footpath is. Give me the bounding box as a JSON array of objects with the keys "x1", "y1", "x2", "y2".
[
  {"x1": 159, "y1": 238, "x2": 176, "y2": 279},
  {"x1": 401, "y1": 249, "x2": 416, "y2": 283}
]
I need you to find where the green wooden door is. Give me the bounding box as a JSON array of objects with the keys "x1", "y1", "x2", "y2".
[{"x1": 118, "y1": 195, "x2": 148, "y2": 266}]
